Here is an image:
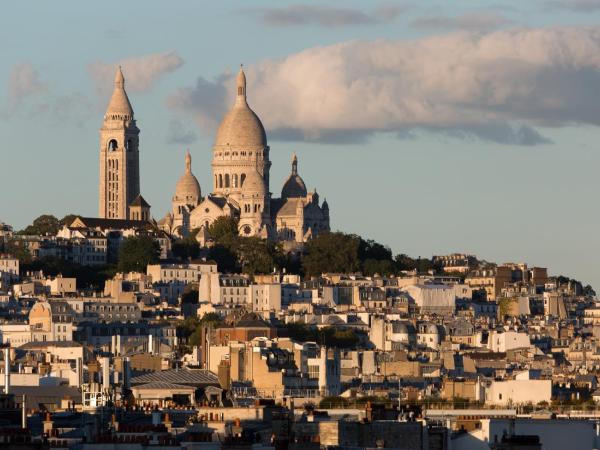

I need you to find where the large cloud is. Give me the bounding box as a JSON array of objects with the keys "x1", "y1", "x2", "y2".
[
  {"x1": 167, "y1": 26, "x2": 600, "y2": 145},
  {"x1": 88, "y1": 51, "x2": 184, "y2": 96}
]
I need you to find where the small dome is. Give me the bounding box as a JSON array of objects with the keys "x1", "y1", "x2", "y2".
[
  {"x1": 105, "y1": 66, "x2": 134, "y2": 119},
  {"x1": 243, "y1": 170, "x2": 266, "y2": 194},
  {"x1": 282, "y1": 153, "x2": 307, "y2": 198},
  {"x1": 214, "y1": 67, "x2": 267, "y2": 149},
  {"x1": 282, "y1": 175, "x2": 307, "y2": 199},
  {"x1": 175, "y1": 151, "x2": 201, "y2": 201}
]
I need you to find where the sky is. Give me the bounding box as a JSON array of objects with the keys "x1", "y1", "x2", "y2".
[{"x1": 2, "y1": 0, "x2": 600, "y2": 288}]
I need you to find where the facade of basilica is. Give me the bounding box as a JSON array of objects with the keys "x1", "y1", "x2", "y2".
[{"x1": 158, "y1": 67, "x2": 330, "y2": 245}]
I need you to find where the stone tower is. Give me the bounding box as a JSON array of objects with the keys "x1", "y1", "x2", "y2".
[
  {"x1": 98, "y1": 67, "x2": 140, "y2": 219},
  {"x1": 211, "y1": 66, "x2": 271, "y2": 204}
]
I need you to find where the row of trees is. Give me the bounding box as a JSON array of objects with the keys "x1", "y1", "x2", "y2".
[
  {"x1": 17, "y1": 214, "x2": 78, "y2": 236},
  {"x1": 172, "y1": 216, "x2": 441, "y2": 278}
]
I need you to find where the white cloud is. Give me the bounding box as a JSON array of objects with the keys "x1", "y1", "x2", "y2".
[
  {"x1": 244, "y1": 3, "x2": 405, "y2": 27},
  {"x1": 411, "y1": 12, "x2": 512, "y2": 32},
  {"x1": 88, "y1": 51, "x2": 184, "y2": 96},
  {"x1": 7, "y1": 63, "x2": 46, "y2": 109},
  {"x1": 168, "y1": 26, "x2": 600, "y2": 145}
]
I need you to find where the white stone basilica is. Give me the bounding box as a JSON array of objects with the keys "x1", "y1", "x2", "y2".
[{"x1": 159, "y1": 67, "x2": 330, "y2": 245}]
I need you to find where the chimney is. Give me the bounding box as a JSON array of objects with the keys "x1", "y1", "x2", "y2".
[
  {"x1": 4, "y1": 346, "x2": 10, "y2": 394},
  {"x1": 164, "y1": 412, "x2": 172, "y2": 432},
  {"x1": 101, "y1": 357, "x2": 110, "y2": 392},
  {"x1": 217, "y1": 360, "x2": 231, "y2": 390},
  {"x1": 43, "y1": 411, "x2": 53, "y2": 436},
  {"x1": 75, "y1": 357, "x2": 82, "y2": 387},
  {"x1": 365, "y1": 400, "x2": 373, "y2": 422},
  {"x1": 21, "y1": 394, "x2": 26, "y2": 429},
  {"x1": 148, "y1": 334, "x2": 154, "y2": 354},
  {"x1": 123, "y1": 357, "x2": 131, "y2": 389}
]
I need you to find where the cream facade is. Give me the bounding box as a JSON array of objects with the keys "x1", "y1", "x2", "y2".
[
  {"x1": 98, "y1": 67, "x2": 144, "y2": 220},
  {"x1": 159, "y1": 67, "x2": 330, "y2": 245}
]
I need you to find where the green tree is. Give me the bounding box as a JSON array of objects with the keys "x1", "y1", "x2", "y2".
[
  {"x1": 302, "y1": 232, "x2": 361, "y2": 276},
  {"x1": 117, "y1": 236, "x2": 160, "y2": 272},
  {"x1": 236, "y1": 237, "x2": 281, "y2": 275},
  {"x1": 181, "y1": 284, "x2": 199, "y2": 305},
  {"x1": 363, "y1": 258, "x2": 395, "y2": 276},
  {"x1": 172, "y1": 236, "x2": 200, "y2": 260},
  {"x1": 19, "y1": 214, "x2": 60, "y2": 236},
  {"x1": 4, "y1": 239, "x2": 32, "y2": 264},
  {"x1": 208, "y1": 244, "x2": 239, "y2": 273},
  {"x1": 20, "y1": 256, "x2": 116, "y2": 290},
  {"x1": 393, "y1": 254, "x2": 436, "y2": 274},
  {"x1": 359, "y1": 239, "x2": 393, "y2": 262},
  {"x1": 208, "y1": 216, "x2": 239, "y2": 242}
]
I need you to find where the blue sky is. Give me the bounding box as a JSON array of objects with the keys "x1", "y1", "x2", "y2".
[{"x1": 2, "y1": 0, "x2": 600, "y2": 288}]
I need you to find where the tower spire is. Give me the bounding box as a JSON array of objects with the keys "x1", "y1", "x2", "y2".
[
  {"x1": 105, "y1": 66, "x2": 133, "y2": 119},
  {"x1": 291, "y1": 153, "x2": 298, "y2": 176},
  {"x1": 185, "y1": 149, "x2": 192, "y2": 173},
  {"x1": 236, "y1": 64, "x2": 246, "y2": 104},
  {"x1": 114, "y1": 66, "x2": 125, "y2": 88}
]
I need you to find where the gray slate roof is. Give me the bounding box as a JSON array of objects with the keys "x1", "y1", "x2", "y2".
[{"x1": 130, "y1": 369, "x2": 219, "y2": 387}]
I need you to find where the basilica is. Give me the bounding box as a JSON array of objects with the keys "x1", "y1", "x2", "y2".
[{"x1": 97, "y1": 65, "x2": 330, "y2": 247}]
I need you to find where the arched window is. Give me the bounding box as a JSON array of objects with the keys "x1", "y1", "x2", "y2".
[
  {"x1": 240, "y1": 173, "x2": 246, "y2": 186},
  {"x1": 108, "y1": 139, "x2": 118, "y2": 151},
  {"x1": 225, "y1": 174, "x2": 230, "y2": 188},
  {"x1": 233, "y1": 174, "x2": 238, "y2": 188},
  {"x1": 218, "y1": 174, "x2": 223, "y2": 188}
]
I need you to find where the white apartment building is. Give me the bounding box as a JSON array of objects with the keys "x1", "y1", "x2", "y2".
[
  {"x1": 488, "y1": 330, "x2": 531, "y2": 352},
  {"x1": 147, "y1": 262, "x2": 217, "y2": 284},
  {"x1": 251, "y1": 283, "x2": 281, "y2": 312}
]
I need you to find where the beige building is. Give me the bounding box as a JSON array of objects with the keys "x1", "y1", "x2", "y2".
[
  {"x1": 45, "y1": 275, "x2": 76, "y2": 296},
  {"x1": 0, "y1": 256, "x2": 19, "y2": 278},
  {"x1": 28, "y1": 301, "x2": 75, "y2": 342},
  {"x1": 466, "y1": 266, "x2": 513, "y2": 300},
  {"x1": 160, "y1": 67, "x2": 330, "y2": 245},
  {"x1": 98, "y1": 67, "x2": 147, "y2": 220}
]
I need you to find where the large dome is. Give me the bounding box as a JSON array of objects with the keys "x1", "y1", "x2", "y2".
[
  {"x1": 214, "y1": 67, "x2": 267, "y2": 148},
  {"x1": 175, "y1": 151, "x2": 201, "y2": 201}
]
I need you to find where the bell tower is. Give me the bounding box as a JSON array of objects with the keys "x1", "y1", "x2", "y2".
[{"x1": 98, "y1": 67, "x2": 140, "y2": 219}]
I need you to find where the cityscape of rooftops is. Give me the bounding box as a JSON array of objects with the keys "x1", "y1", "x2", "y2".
[{"x1": 2, "y1": 1, "x2": 600, "y2": 449}]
